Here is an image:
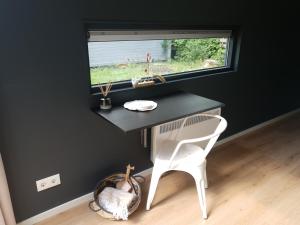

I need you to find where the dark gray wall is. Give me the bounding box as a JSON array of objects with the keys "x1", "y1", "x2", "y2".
[{"x1": 0, "y1": 0, "x2": 299, "y2": 222}]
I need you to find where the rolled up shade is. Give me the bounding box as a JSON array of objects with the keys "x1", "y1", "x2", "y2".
[{"x1": 88, "y1": 30, "x2": 232, "y2": 42}]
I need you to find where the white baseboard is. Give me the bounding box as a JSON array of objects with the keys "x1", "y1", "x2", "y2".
[
  {"x1": 216, "y1": 108, "x2": 300, "y2": 147},
  {"x1": 17, "y1": 108, "x2": 299, "y2": 225},
  {"x1": 18, "y1": 193, "x2": 94, "y2": 225}
]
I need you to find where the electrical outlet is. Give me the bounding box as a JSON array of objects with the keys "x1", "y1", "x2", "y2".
[{"x1": 36, "y1": 174, "x2": 61, "y2": 192}]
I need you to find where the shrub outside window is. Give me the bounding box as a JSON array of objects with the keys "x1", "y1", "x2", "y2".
[{"x1": 87, "y1": 30, "x2": 233, "y2": 87}]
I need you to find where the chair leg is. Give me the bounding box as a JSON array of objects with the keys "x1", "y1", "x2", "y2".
[
  {"x1": 189, "y1": 167, "x2": 208, "y2": 219},
  {"x1": 195, "y1": 179, "x2": 207, "y2": 219},
  {"x1": 146, "y1": 166, "x2": 162, "y2": 210},
  {"x1": 203, "y1": 161, "x2": 208, "y2": 189}
]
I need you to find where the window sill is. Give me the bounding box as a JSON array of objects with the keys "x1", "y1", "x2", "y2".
[{"x1": 90, "y1": 67, "x2": 236, "y2": 96}]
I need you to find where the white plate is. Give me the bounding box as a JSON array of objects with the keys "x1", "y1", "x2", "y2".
[{"x1": 124, "y1": 100, "x2": 157, "y2": 111}]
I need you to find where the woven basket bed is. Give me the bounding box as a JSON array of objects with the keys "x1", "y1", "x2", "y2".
[{"x1": 89, "y1": 173, "x2": 143, "y2": 220}]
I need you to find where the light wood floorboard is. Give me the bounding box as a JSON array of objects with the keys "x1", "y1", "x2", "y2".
[{"x1": 37, "y1": 113, "x2": 300, "y2": 225}]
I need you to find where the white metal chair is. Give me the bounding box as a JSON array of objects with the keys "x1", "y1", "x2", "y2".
[{"x1": 146, "y1": 114, "x2": 227, "y2": 219}]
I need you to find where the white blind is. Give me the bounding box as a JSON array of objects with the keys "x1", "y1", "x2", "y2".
[{"x1": 88, "y1": 30, "x2": 232, "y2": 42}]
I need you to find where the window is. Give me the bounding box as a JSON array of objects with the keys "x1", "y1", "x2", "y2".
[{"x1": 87, "y1": 29, "x2": 235, "y2": 88}]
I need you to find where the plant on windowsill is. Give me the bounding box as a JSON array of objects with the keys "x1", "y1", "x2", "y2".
[{"x1": 131, "y1": 53, "x2": 166, "y2": 88}]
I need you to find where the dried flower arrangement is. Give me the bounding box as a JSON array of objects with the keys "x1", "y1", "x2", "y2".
[
  {"x1": 131, "y1": 53, "x2": 166, "y2": 88},
  {"x1": 99, "y1": 82, "x2": 112, "y2": 97}
]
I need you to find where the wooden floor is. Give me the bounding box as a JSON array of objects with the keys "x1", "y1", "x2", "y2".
[{"x1": 37, "y1": 113, "x2": 300, "y2": 225}]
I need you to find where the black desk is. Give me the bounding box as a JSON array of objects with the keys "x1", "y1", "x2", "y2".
[{"x1": 95, "y1": 92, "x2": 224, "y2": 133}]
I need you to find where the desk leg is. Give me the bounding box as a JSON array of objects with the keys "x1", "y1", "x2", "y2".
[{"x1": 141, "y1": 129, "x2": 147, "y2": 148}]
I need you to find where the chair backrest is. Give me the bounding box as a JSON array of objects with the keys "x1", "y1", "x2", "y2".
[
  {"x1": 151, "y1": 108, "x2": 221, "y2": 162},
  {"x1": 169, "y1": 114, "x2": 227, "y2": 163}
]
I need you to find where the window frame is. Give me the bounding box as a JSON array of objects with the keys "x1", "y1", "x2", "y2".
[{"x1": 84, "y1": 23, "x2": 240, "y2": 94}]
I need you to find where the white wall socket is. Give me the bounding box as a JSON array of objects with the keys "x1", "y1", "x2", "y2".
[{"x1": 36, "y1": 174, "x2": 61, "y2": 192}]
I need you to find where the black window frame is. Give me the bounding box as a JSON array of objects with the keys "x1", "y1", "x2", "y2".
[{"x1": 84, "y1": 22, "x2": 241, "y2": 94}]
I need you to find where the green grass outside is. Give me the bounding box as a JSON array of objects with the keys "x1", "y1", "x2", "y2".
[{"x1": 90, "y1": 59, "x2": 222, "y2": 85}]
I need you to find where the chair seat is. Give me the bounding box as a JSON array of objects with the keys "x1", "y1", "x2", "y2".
[{"x1": 156, "y1": 140, "x2": 206, "y2": 168}]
